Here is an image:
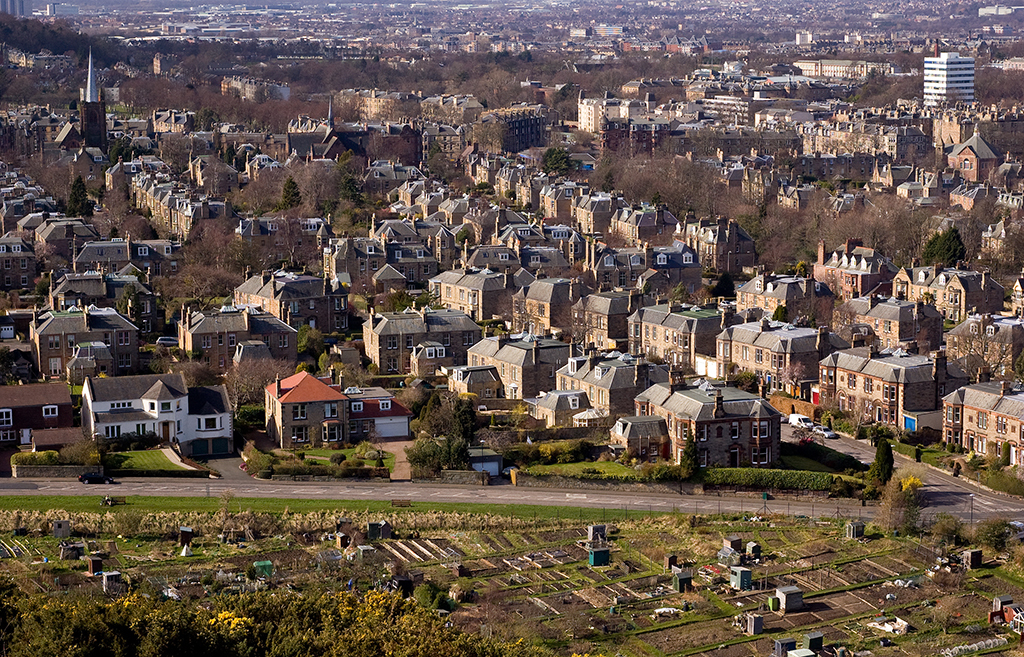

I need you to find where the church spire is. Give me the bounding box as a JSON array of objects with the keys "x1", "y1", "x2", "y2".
[{"x1": 85, "y1": 48, "x2": 99, "y2": 103}]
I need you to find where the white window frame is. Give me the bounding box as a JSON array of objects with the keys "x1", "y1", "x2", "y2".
[
  {"x1": 0, "y1": 409, "x2": 11, "y2": 426},
  {"x1": 42, "y1": 405, "x2": 58, "y2": 418},
  {"x1": 351, "y1": 401, "x2": 364, "y2": 413},
  {"x1": 380, "y1": 399, "x2": 391, "y2": 411}
]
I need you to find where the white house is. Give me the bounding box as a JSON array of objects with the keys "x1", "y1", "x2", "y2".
[{"x1": 82, "y1": 373, "x2": 233, "y2": 457}]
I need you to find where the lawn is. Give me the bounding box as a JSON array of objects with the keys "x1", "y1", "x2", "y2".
[
  {"x1": 105, "y1": 450, "x2": 186, "y2": 471},
  {"x1": 526, "y1": 460, "x2": 638, "y2": 477},
  {"x1": 780, "y1": 455, "x2": 835, "y2": 473},
  {"x1": 0, "y1": 495, "x2": 648, "y2": 522}
]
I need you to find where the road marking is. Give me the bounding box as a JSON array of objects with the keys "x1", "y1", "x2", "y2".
[{"x1": 566, "y1": 494, "x2": 587, "y2": 499}]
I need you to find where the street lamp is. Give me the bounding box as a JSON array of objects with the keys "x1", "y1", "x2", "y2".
[{"x1": 970, "y1": 494, "x2": 975, "y2": 525}]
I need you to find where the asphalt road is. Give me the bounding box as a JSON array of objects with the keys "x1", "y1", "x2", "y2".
[
  {"x1": 2, "y1": 430, "x2": 1021, "y2": 523},
  {"x1": 782, "y1": 425, "x2": 1024, "y2": 524}
]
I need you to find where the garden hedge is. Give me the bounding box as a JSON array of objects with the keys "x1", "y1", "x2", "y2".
[{"x1": 703, "y1": 468, "x2": 836, "y2": 491}]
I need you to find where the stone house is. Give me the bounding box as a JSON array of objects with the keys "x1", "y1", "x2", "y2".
[
  {"x1": 448, "y1": 365, "x2": 504, "y2": 399},
  {"x1": 511, "y1": 278, "x2": 589, "y2": 336},
  {"x1": 677, "y1": 217, "x2": 756, "y2": 273},
  {"x1": 233, "y1": 270, "x2": 349, "y2": 332},
  {"x1": 813, "y1": 238, "x2": 897, "y2": 300},
  {"x1": 179, "y1": 305, "x2": 298, "y2": 372},
  {"x1": 0, "y1": 232, "x2": 36, "y2": 292},
  {"x1": 946, "y1": 314, "x2": 1024, "y2": 381},
  {"x1": 364, "y1": 307, "x2": 481, "y2": 375},
  {"x1": 31, "y1": 305, "x2": 139, "y2": 380},
  {"x1": 609, "y1": 204, "x2": 679, "y2": 244},
  {"x1": 716, "y1": 319, "x2": 848, "y2": 394},
  {"x1": 833, "y1": 295, "x2": 943, "y2": 353},
  {"x1": 556, "y1": 353, "x2": 662, "y2": 419},
  {"x1": 892, "y1": 265, "x2": 1003, "y2": 322},
  {"x1": 818, "y1": 346, "x2": 967, "y2": 431},
  {"x1": 429, "y1": 268, "x2": 519, "y2": 322},
  {"x1": 531, "y1": 390, "x2": 592, "y2": 428},
  {"x1": 628, "y1": 304, "x2": 732, "y2": 369},
  {"x1": 467, "y1": 334, "x2": 570, "y2": 400},
  {"x1": 49, "y1": 272, "x2": 162, "y2": 335},
  {"x1": 943, "y1": 380, "x2": 1024, "y2": 463},
  {"x1": 571, "y1": 289, "x2": 643, "y2": 351},
  {"x1": 634, "y1": 379, "x2": 782, "y2": 466},
  {"x1": 265, "y1": 372, "x2": 347, "y2": 448},
  {"x1": 946, "y1": 131, "x2": 1002, "y2": 183},
  {"x1": 609, "y1": 415, "x2": 669, "y2": 459},
  {"x1": 735, "y1": 273, "x2": 834, "y2": 323}
]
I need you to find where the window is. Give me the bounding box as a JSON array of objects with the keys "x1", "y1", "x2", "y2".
[
  {"x1": 386, "y1": 336, "x2": 398, "y2": 350},
  {"x1": 568, "y1": 396, "x2": 579, "y2": 409},
  {"x1": 699, "y1": 449, "x2": 708, "y2": 467},
  {"x1": 848, "y1": 374, "x2": 857, "y2": 389},
  {"x1": 731, "y1": 422, "x2": 739, "y2": 439},
  {"x1": 0, "y1": 409, "x2": 10, "y2": 427},
  {"x1": 997, "y1": 416, "x2": 1007, "y2": 434},
  {"x1": 110, "y1": 401, "x2": 132, "y2": 410},
  {"x1": 864, "y1": 378, "x2": 873, "y2": 393},
  {"x1": 683, "y1": 253, "x2": 693, "y2": 264},
  {"x1": 325, "y1": 402, "x2": 338, "y2": 418},
  {"x1": 138, "y1": 246, "x2": 149, "y2": 256},
  {"x1": 278, "y1": 334, "x2": 288, "y2": 348},
  {"x1": 161, "y1": 402, "x2": 171, "y2": 412},
  {"x1": 351, "y1": 402, "x2": 364, "y2": 413},
  {"x1": 751, "y1": 446, "x2": 771, "y2": 464},
  {"x1": 425, "y1": 347, "x2": 435, "y2": 359},
  {"x1": 42, "y1": 405, "x2": 58, "y2": 418},
  {"x1": 292, "y1": 426, "x2": 308, "y2": 442},
  {"x1": 118, "y1": 353, "x2": 131, "y2": 369},
  {"x1": 406, "y1": 335, "x2": 414, "y2": 349},
  {"x1": 443, "y1": 333, "x2": 451, "y2": 346},
  {"x1": 656, "y1": 254, "x2": 667, "y2": 265},
  {"x1": 136, "y1": 423, "x2": 148, "y2": 434},
  {"x1": 978, "y1": 412, "x2": 988, "y2": 429},
  {"x1": 201, "y1": 336, "x2": 212, "y2": 349},
  {"x1": 380, "y1": 399, "x2": 391, "y2": 411},
  {"x1": 292, "y1": 404, "x2": 307, "y2": 420},
  {"x1": 325, "y1": 423, "x2": 341, "y2": 441},
  {"x1": 228, "y1": 334, "x2": 236, "y2": 347},
  {"x1": 104, "y1": 425, "x2": 122, "y2": 438},
  {"x1": 49, "y1": 357, "x2": 62, "y2": 376},
  {"x1": 118, "y1": 331, "x2": 130, "y2": 346},
  {"x1": 204, "y1": 417, "x2": 218, "y2": 430},
  {"x1": 67, "y1": 334, "x2": 75, "y2": 348}
]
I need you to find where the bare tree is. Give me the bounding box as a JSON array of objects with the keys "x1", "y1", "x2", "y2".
[{"x1": 226, "y1": 358, "x2": 295, "y2": 408}]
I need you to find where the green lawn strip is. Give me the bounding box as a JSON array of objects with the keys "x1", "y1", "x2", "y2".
[
  {"x1": 781, "y1": 456, "x2": 836, "y2": 473},
  {"x1": 525, "y1": 461, "x2": 639, "y2": 477},
  {"x1": 0, "y1": 494, "x2": 649, "y2": 522},
  {"x1": 107, "y1": 450, "x2": 186, "y2": 471}
]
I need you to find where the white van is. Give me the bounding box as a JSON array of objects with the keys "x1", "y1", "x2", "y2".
[{"x1": 788, "y1": 414, "x2": 814, "y2": 429}]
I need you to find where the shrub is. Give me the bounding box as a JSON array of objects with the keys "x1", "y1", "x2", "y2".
[
  {"x1": 243, "y1": 444, "x2": 276, "y2": 476},
  {"x1": 703, "y1": 468, "x2": 836, "y2": 491},
  {"x1": 59, "y1": 439, "x2": 101, "y2": 466},
  {"x1": 330, "y1": 452, "x2": 347, "y2": 465},
  {"x1": 11, "y1": 451, "x2": 60, "y2": 466},
  {"x1": 974, "y1": 518, "x2": 1011, "y2": 552}
]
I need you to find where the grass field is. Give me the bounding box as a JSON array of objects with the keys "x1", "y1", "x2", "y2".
[
  {"x1": 0, "y1": 494, "x2": 656, "y2": 521},
  {"x1": 780, "y1": 455, "x2": 835, "y2": 472},
  {"x1": 526, "y1": 460, "x2": 638, "y2": 477},
  {"x1": 105, "y1": 450, "x2": 186, "y2": 471}
]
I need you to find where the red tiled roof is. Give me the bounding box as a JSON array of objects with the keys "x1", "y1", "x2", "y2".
[
  {"x1": 266, "y1": 372, "x2": 347, "y2": 403},
  {"x1": 349, "y1": 398, "x2": 413, "y2": 419}
]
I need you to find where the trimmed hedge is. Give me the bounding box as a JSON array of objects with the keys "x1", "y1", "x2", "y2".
[
  {"x1": 703, "y1": 468, "x2": 836, "y2": 491},
  {"x1": 11, "y1": 451, "x2": 60, "y2": 466}
]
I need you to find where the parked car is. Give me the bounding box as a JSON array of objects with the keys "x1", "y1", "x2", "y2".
[
  {"x1": 79, "y1": 472, "x2": 114, "y2": 484},
  {"x1": 155, "y1": 337, "x2": 179, "y2": 347},
  {"x1": 812, "y1": 425, "x2": 837, "y2": 440},
  {"x1": 788, "y1": 414, "x2": 814, "y2": 429}
]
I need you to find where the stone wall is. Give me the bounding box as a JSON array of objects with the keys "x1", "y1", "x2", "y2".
[
  {"x1": 412, "y1": 470, "x2": 490, "y2": 486},
  {"x1": 511, "y1": 470, "x2": 702, "y2": 495},
  {"x1": 769, "y1": 395, "x2": 819, "y2": 420},
  {"x1": 13, "y1": 464, "x2": 103, "y2": 478}
]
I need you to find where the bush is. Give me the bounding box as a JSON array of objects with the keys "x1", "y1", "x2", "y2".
[
  {"x1": 974, "y1": 518, "x2": 1011, "y2": 552},
  {"x1": 330, "y1": 452, "x2": 347, "y2": 465},
  {"x1": 703, "y1": 468, "x2": 836, "y2": 491},
  {"x1": 243, "y1": 444, "x2": 276, "y2": 476},
  {"x1": 11, "y1": 450, "x2": 60, "y2": 466},
  {"x1": 59, "y1": 439, "x2": 101, "y2": 466}
]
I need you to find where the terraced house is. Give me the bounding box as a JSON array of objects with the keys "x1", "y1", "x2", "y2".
[
  {"x1": 178, "y1": 305, "x2": 298, "y2": 372},
  {"x1": 634, "y1": 379, "x2": 782, "y2": 467},
  {"x1": 943, "y1": 380, "x2": 1024, "y2": 463},
  {"x1": 833, "y1": 295, "x2": 942, "y2": 352},
  {"x1": 813, "y1": 238, "x2": 897, "y2": 300},
  {"x1": 818, "y1": 347, "x2": 967, "y2": 431},
  {"x1": 467, "y1": 334, "x2": 570, "y2": 399},
  {"x1": 234, "y1": 270, "x2": 349, "y2": 332}
]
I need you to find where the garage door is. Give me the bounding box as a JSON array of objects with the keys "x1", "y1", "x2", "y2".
[
  {"x1": 191, "y1": 440, "x2": 209, "y2": 456},
  {"x1": 212, "y1": 438, "x2": 231, "y2": 454}
]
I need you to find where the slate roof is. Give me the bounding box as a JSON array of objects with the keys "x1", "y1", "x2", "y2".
[
  {"x1": 949, "y1": 131, "x2": 1002, "y2": 161},
  {"x1": 840, "y1": 296, "x2": 941, "y2": 322},
  {"x1": 35, "y1": 305, "x2": 138, "y2": 335},
  {"x1": 635, "y1": 380, "x2": 782, "y2": 420},
  {"x1": 820, "y1": 347, "x2": 967, "y2": 383},
  {"x1": 737, "y1": 275, "x2": 833, "y2": 302},
  {"x1": 627, "y1": 304, "x2": 725, "y2": 332},
  {"x1": 369, "y1": 308, "x2": 480, "y2": 336},
  {"x1": 899, "y1": 266, "x2": 995, "y2": 293},
  {"x1": 188, "y1": 385, "x2": 230, "y2": 416},
  {"x1": 943, "y1": 381, "x2": 1024, "y2": 417},
  {"x1": 0, "y1": 382, "x2": 72, "y2": 408},
  {"x1": 185, "y1": 306, "x2": 296, "y2": 336},
  {"x1": 536, "y1": 390, "x2": 591, "y2": 412},
  {"x1": 718, "y1": 321, "x2": 848, "y2": 353},
  {"x1": 86, "y1": 373, "x2": 188, "y2": 403}
]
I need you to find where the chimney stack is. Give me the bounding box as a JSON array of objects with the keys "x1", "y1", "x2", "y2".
[
  {"x1": 1001, "y1": 379, "x2": 1014, "y2": 396},
  {"x1": 713, "y1": 388, "x2": 724, "y2": 417}
]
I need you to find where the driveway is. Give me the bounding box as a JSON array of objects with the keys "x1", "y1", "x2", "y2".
[{"x1": 203, "y1": 452, "x2": 251, "y2": 483}]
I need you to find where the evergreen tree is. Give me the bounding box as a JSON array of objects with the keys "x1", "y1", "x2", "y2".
[
  {"x1": 772, "y1": 305, "x2": 788, "y2": 322},
  {"x1": 279, "y1": 176, "x2": 301, "y2": 210},
  {"x1": 922, "y1": 227, "x2": 966, "y2": 266},
  {"x1": 711, "y1": 272, "x2": 734, "y2": 298},
  {"x1": 66, "y1": 175, "x2": 93, "y2": 217},
  {"x1": 680, "y1": 433, "x2": 698, "y2": 479},
  {"x1": 868, "y1": 439, "x2": 894, "y2": 485},
  {"x1": 541, "y1": 147, "x2": 572, "y2": 176}
]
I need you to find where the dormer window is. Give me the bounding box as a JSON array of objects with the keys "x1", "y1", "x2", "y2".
[
  {"x1": 518, "y1": 228, "x2": 530, "y2": 236},
  {"x1": 499, "y1": 253, "x2": 509, "y2": 261},
  {"x1": 656, "y1": 254, "x2": 667, "y2": 265},
  {"x1": 380, "y1": 399, "x2": 391, "y2": 411},
  {"x1": 531, "y1": 255, "x2": 541, "y2": 264},
  {"x1": 11, "y1": 245, "x2": 19, "y2": 253},
  {"x1": 630, "y1": 255, "x2": 641, "y2": 266},
  {"x1": 755, "y1": 280, "x2": 762, "y2": 292},
  {"x1": 351, "y1": 401, "x2": 364, "y2": 413},
  {"x1": 918, "y1": 271, "x2": 926, "y2": 283},
  {"x1": 164, "y1": 246, "x2": 172, "y2": 255},
  {"x1": 987, "y1": 325, "x2": 996, "y2": 336},
  {"x1": 138, "y1": 246, "x2": 149, "y2": 257},
  {"x1": 604, "y1": 255, "x2": 614, "y2": 267},
  {"x1": 395, "y1": 249, "x2": 402, "y2": 259},
  {"x1": 683, "y1": 253, "x2": 693, "y2": 264},
  {"x1": 938, "y1": 274, "x2": 946, "y2": 285}
]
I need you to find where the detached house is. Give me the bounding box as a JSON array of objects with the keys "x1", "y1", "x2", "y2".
[
  {"x1": 234, "y1": 270, "x2": 349, "y2": 332},
  {"x1": 82, "y1": 373, "x2": 233, "y2": 457},
  {"x1": 634, "y1": 379, "x2": 782, "y2": 466},
  {"x1": 265, "y1": 372, "x2": 347, "y2": 448},
  {"x1": 179, "y1": 305, "x2": 298, "y2": 372},
  {"x1": 430, "y1": 267, "x2": 519, "y2": 322}
]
